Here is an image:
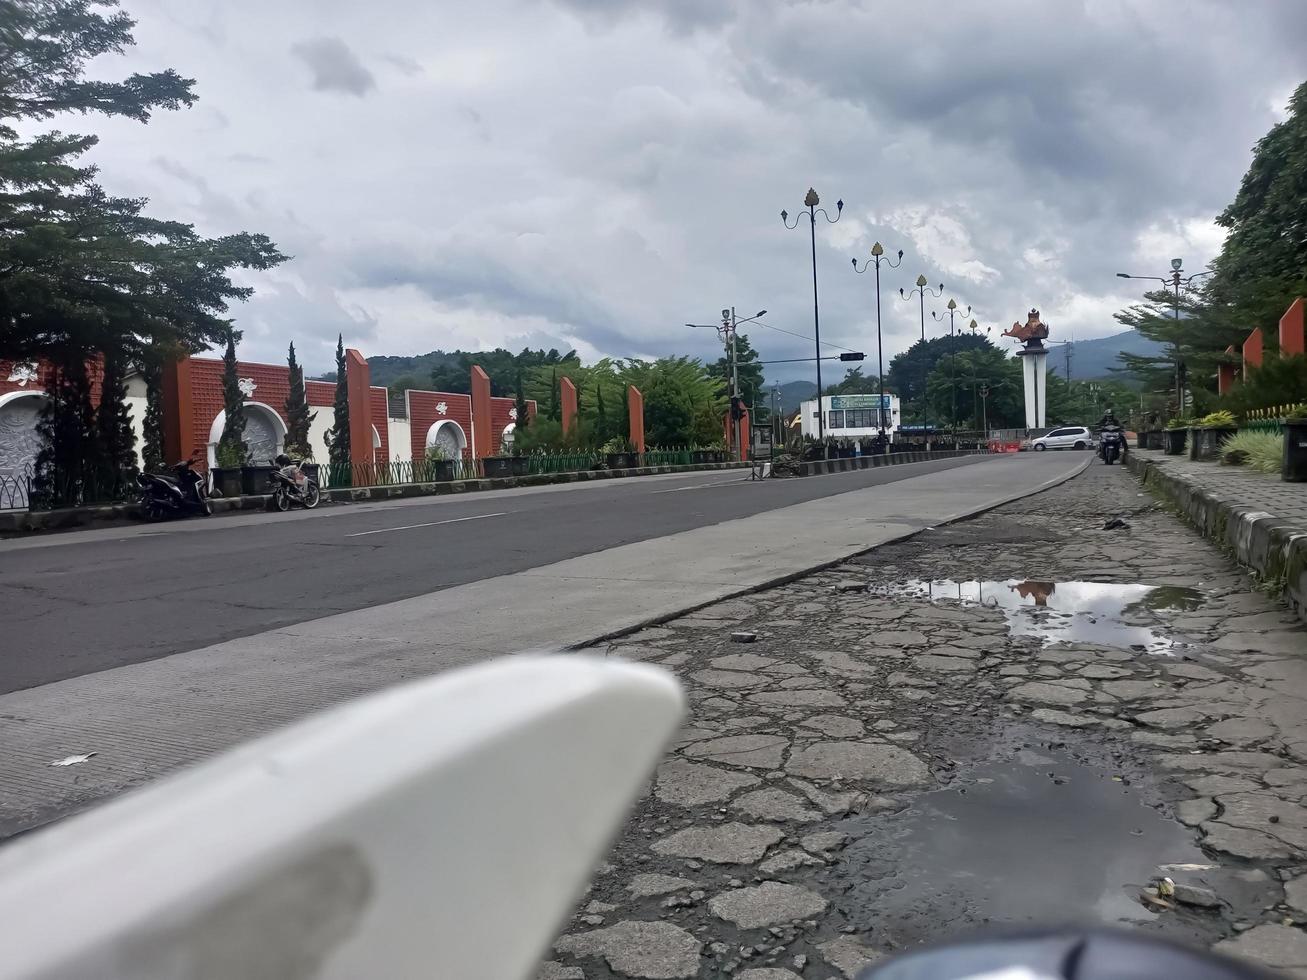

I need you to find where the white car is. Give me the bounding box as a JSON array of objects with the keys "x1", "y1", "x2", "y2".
[{"x1": 1032, "y1": 426, "x2": 1095, "y2": 451}]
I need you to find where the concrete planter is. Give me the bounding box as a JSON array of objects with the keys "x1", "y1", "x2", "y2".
[
  {"x1": 241, "y1": 464, "x2": 276, "y2": 495},
  {"x1": 428, "y1": 460, "x2": 455, "y2": 482},
  {"x1": 690, "y1": 450, "x2": 714, "y2": 465},
  {"x1": 1189, "y1": 426, "x2": 1236, "y2": 462},
  {"x1": 481, "y1": 458, "x2": 516, "y2": 479},
  {"x1": 211, "y1": 467, "x2": 243, "y2": 499},
  {"x1": 1284, "y1": 422, "x2": 1307, "y2": 483},
  {"x1": 1164, "y1": 429, "x2": 1187, "y2": 455},
  {"x1": 606, "y1": 452, "x2": 639, "y2": 470}
]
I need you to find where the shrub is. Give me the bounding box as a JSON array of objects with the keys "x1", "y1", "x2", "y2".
[
  {"x1": 1220, "y1": 430, "x2": 1282, "y2": 473},
  {"x1": 1198, "y1": 410, "x2": 1236, "y2": 428},
  {"x1": 1166, "y1": 417, "x2": 1191, "y2": 430}
]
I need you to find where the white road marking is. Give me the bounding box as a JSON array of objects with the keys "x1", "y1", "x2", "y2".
[
  {"x1": 346, "y1": 512, "x2": 509, "y2": 537},
  {"x1": 650, "y1": 479, "x2": 751, "y2": 494}
]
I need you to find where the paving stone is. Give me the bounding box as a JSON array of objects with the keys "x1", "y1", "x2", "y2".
[
  {"x1": 800, "y1": 830, "x2": 849, "y2": 855},
  {"x1": 1285, "y1": 876, "x2": 1307, "y2": 917},
  {"x1": 758, "y1": 849, "x2": 822, "y2": 874},
  {"x1": 804, "y1": 650, "x2": 880, "y2": 677},
  {"x1": 1100, "y1": 680, "x2": 1165, "y2": 700},
  {"x1": 651, "y1": 823, "x2": 783, "y2": 865},
  {"x1": 691, "y1": 669, "x2": 768, "y2": 690},
  {"x1": 777, "y1": 676, "x2": 827, "y2": 690},
  {"x1": 749, "y1": 689, "x2": 848, "y2": 709},
  {"x1": 1172, "y1": 882, "x2": 1221, "y2": 908},
  {"x1": 786, "y1": 777, "x2": 863, "y2": 815},
  {"x1": 555, "y1": 920, "x2": 702, "y2": 978},
  {"x1": 655, "y1": 760, "x2": 761, "y2": 805},
  {"x1": 708, "y1": 881, "x2": 828, "y2": 928},
  {"x1": 711, "y1": 653, "x2": 780, "y2": 671},
  {"x1": 997, "y1": 665, "x2": 1029, "y2": 677},
  {"x1": 1206, "y1": 717, "x2": 1277, "y2": 745},
  {"x1": 1134, "y1": 706, "x2": 1212, "y2": 729},
  {"x1": 818, "y1": 936, "x2": 883, "y2": 978},
  {"x1": 1078, "y1": 664, "x2": 1133, "y2": 679},
  {"x1": 1008, "y1": 681, "x2": 1089, "y2": 706},
  {"x1": 1217, "y1": 633, "x2": 1306, "y2": 655},
  {"x1": 537, "y1": 961, "x2": 585, "y2": 979},
  {"x1": 627, "y1": 874, "x2": 697, "y2": 898},
  {"x1": 1174, "y1": 797, "x2": 1216, "y2": 826},
  {"x1": 1164, "y1": 663, "x2": 1225, "y2": 682},
  {"x1": 1029, "y1": 708, "x2": 1098, "y2": 728},
  {"x1": 736, "y1": 970, "x2": 802, "y2": 980},
  {"x1": 1158, "y1": 751, "x2": 1284, "y2": 773},
  {"x1": 787, "y1": 741, "x2": 930, "y2": 786},
  {"x1": 731, "y1": 788, "x2": 824, "y2": 823},
  {"x1": 799, "y1": 714, "x2": 866, "y2": 738},
  {"x1": 1184, "y1": 774, "x2": 1263, "y2": 797},
  {"x1": 1201, "y1": 821, "x2": 1297, "y2": 860},
  {"x1": 913, "y1": 654, "x2": 976, "y2": 673},
  {"x1": 1216, "y1": 792, "x2": 1307, "y2": 849},
  {"x1": 872, "y1": 630, "x2": 929, "y2": 647},
  {"x1": 683, "y1": 734, "x2": 791, "y2": 770},
  {"x1": 1214, "y1": 924, "x2": 1307, "y2": 972}
]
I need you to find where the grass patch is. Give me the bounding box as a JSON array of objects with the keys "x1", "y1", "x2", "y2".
[{"x1": 1220, "y1": 430, "x2": 1282, "y2": 474}]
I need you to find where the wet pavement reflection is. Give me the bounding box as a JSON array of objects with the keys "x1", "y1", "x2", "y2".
[{"x1": 880, "y1": 579, "x2": 1204, "y2": 654}]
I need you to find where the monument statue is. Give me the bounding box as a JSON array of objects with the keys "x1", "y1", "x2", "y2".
[{"x1": 1003, "y1": 309, "x2": 1050, "y2": 348}]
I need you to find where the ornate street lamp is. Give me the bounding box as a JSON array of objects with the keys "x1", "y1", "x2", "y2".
[
  {"x1": 1116, "y1": 258, "x2": 1213, "y2": 415},
  {"x1": 852, "y1": 242, "x2": 903, "y2": 446},
  {"x1": 899, "y1": 274, "x2": 944, "y2": 342},
  {"x1": 782, "y1": 188, "x2": 843, "y2": 446},
  {"x1": 932, "y1": 298, "x2": 971, "y2": 439}
]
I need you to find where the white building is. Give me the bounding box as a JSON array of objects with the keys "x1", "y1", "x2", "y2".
[{"x1": 798, "y1": 393, "x2": 902, "y2": 441}]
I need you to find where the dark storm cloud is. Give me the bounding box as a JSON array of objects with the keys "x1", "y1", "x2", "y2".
[
  {"x1": 289, "y1": 36, "x2": 376, "y2": 96},
  {"x1": 549, "y1": 0, "x2": 737, "y2": 35}
]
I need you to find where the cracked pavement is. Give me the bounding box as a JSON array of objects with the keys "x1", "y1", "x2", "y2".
[{"x1": 542, "y1": 464, "x2": 1307, "y2": 980}]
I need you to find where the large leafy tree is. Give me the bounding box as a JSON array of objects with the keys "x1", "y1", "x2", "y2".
[
  {"x1": 825, "y1": 365, "x2": 881, "y2": 396},
  {"x1": 95, "y1": 347, "x2": 135, "y2": 482},
  {"x1": 0, "y1": 0, "x2": 284, "y2": 492},
  {"x1": 887, "y1": 333, "x2": 993, "y2": 419}
]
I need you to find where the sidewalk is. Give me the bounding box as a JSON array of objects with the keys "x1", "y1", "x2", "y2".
[
  {"x1": 1128, "y1": 448, "x2": 1307, "y2": 624},
  {"x1": 0, "y1": 454, "x2": 1085, "y2": 840}
]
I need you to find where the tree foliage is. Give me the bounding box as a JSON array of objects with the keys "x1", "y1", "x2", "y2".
[
  {"x1": 284, "y1": 341, "x2": 314, "y2": 457},
  {"x1": 327, "y1": 333, "x2": 350, "y2": 467},
  {"x1": 217, "y1": 328, "x2": 245, "y2": 462},
  {"x1": 705, "y1": 332, "x2": 765, "y2": 419},
  {"x1": 887, "y1": 333, "x2": 993, "y2": 418},
  {"x1": 140, "y1": 349, "x2": 163, "y2": 473},
  {"x1": 96, "y1": 347, "x2": 135, "y2": 480}
]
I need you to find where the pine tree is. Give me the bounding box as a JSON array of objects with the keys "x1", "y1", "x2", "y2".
[
  {"x1": 548, "y1": 368, "x2": 559, "y2": 421},
  {"x1": 284, "y1": 341, "x2": 315, "y2": 457},
  {"x1": 514, "y1": 371, "x2": 530, "y2": 433},
  {"x1": 140, "y1": 352, "x2": 165, "y2": 473},
  {"x1": 32, "y1": 356, "x2": 98, "y2": 507},
  {"x1": 328, "y1": 334, "x2": 351, "y2": 468},
  {"x1": 595, "y1": 382, "x2": 607, "y2": 440},
  {"x1": 96, "y1": 349, "x2": 137, "y2": 489},
  {"x1": 217, "y1": 328, "x2": 246, "y2": 465}
]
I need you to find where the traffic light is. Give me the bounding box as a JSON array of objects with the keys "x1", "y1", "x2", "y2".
[
  {"x1": 839, "y1": 352, "x2": 865, "y2": 361},
  {"x1": 730, "y1": 395, "x2": 744, "y2": 421}
]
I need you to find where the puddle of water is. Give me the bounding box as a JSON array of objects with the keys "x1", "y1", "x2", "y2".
[
  {"x1": 833, "y1": 751, "x2": 1205, "y2": 944},
  {"x1": 882, "y1": 579, "x2": 1202, "y2": 653}
]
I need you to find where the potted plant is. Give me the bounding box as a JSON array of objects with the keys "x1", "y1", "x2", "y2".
[
  {"x1": 423, "y1": 446, "x2": 455, "y2": 482},
  {"x1": 1164, "y1": 418, "x2": 1189, "y2": 455},
  {"x1": 603, "y1": 437, "x2": 638, "y2": 471},
  {"x1": 211, "y1": 440, "x2": 245, "y2": 498},
  {"x1": 482, "y1": 451, "x2": 516, "y2": 479},
  {"x1": 240, "y1": 456, "x2": 278, "y2": 496},
  {"x1": 1190, "y1": 410, "x2": 1237, "y2": 461},
  {"x1": 1284, "y1": 404, "x2": 1307, "y2": 483},
  {"x1": 690, "y1": 446, "x2": 714, "y2": 465}
]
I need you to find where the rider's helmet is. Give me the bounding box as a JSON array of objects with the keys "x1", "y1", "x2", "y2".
[{"x1": 274, "y1": 453, "x2": 292, "y2": 467}]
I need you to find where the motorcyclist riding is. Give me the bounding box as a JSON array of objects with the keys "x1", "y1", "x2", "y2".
[{"x1": 1096, "y1": 407, "x2": 1126, "y2": 462}]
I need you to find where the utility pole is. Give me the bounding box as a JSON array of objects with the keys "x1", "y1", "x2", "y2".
[{"x1": 687, "y1": 309, "x2": 765, "y2": 464}]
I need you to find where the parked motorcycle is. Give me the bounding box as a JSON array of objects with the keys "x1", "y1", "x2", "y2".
[
  {"x1": 1098, "y1": 425, "x2": 1124, "y2": 465},
  {"x1": 268, "y1": 455, "x2": 320, "y2": 511},
  {"x1": 137, "y1": 458, "x2": 214, "y2": 521}
]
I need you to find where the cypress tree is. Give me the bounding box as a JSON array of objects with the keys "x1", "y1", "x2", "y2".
[
  {"x1": 33, "y1": 356, "x2": 97, "y2": 507},
  {"x1": 140, "y1": 352, "x2": 165, "y2": 474},
  {"x1": 548, "y1": 368, "x2": 559, "y2": 421},
  {"x1": 328, "y1": 334, "x2": 351, "y2": 467},
  {"x1": 284, "y1": 341, "x2": 315, "y2": 457},
  {"x1": 96, "y1": 349, "x2": 137, "y2": 490},
  {"x1": 217, "y1": 328, "x2": 246, "y2": 465},
  {"x1": 514, "y1": 371, "x2": 530, "y2": 433},
  {"x1": 595, "y1": 382, "x2": 607, "y2": 439}
]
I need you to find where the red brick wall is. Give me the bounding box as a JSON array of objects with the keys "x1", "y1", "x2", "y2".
[
  {"x1": 409, "y1": 390, "x2": 473, "y2": 460},
  {"x1": 306, "y1": 379, "x2": 335, "y2": 408},
  {"x1": 370, "y1": 387, "x2": 389, "y2": 462},
  {"x1": 189, "y1": 357, "x2": 295, "y2": 466},
  {"x1": 489, "y1": 397, "x2": 537, "y2": 455},
  {"x1": 1, "y1": 358, "x2": 105, "y2": 405}
]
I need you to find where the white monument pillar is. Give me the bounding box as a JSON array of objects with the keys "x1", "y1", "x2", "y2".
[{"x1": 1018, "y1": 347, "x2": 1048, "y2": 429}]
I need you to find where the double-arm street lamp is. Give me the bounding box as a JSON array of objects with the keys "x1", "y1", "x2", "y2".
[
  {"x1": 932, "y1": 298, "x2": 971, "y2": 438},
  {"x1": 1116, "y1": 258, "x2": 1213, "y2": 414},
  {"x1": 899, "y1": 274, "x2": 944, "y2": 342},
  {"x1": 852, "y1": 242, "x2": 903, "y2": 444},
  {"x1": 782, "y1": 188, "x2": 843, "y2": 445},
  {"x1": 687, "y1": 308, "x2": 767, "y2": 460}
]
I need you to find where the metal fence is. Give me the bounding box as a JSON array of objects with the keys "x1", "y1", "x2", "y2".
[
  {"x1": 642, "y1": 447, "x2": 694, "y2": 467},
  {"x1": 0, "y1": 462, "x2": 137, "y2": 512},
  {"x1": 526, "y1": 451, "x2": 601, "y2": 474}
]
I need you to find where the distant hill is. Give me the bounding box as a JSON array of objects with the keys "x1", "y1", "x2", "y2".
[
  {"x1": 1062, "y1": 330, "x2": 1164, "y2": 383},
  {"x1": 772, "y1": 379, "x2": 817, "y2": 414},
  {"x1": 312, "y1": 351, "x2": 458, "y2": 389}
]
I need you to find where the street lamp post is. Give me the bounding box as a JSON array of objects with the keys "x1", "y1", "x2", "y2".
[
  {"x1": 686, "y1": 308, "x2": 766, "y2": 461},
  {"x1": 931, "y1": 298, "x2": 971, "y2": 441},
  {"x1": 853, "y1": 242, "x2": 903, "y2": 450},
  {"x1": 899, "y1": 274, "x2": 944, "y2": 342},
  {"x1": 1116, "y1": 259, "x2": 1213, "y2": 417},
  {"x1": 782, "y1": 188, "x2": 843, "y2": 449}
]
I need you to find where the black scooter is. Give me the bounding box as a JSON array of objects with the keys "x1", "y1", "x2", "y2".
[
  {"x1": 137, "y1": 458, "x2": 214, "y2": 521},
  {"x1": 1098, "y1": 425, "x2": 1124, "y2": 465},
  {"x1": 268, "y1": 458, "x2": 320, "y2": 511}
]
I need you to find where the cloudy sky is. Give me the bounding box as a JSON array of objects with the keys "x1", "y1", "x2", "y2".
[{"x1": 77, "y1": 0, "x2": 1305, "y2": 381}]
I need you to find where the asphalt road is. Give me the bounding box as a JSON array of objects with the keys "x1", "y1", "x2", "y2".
[{"x1": 0, "y1": 455, "x2": 1000, "y2": 694}]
